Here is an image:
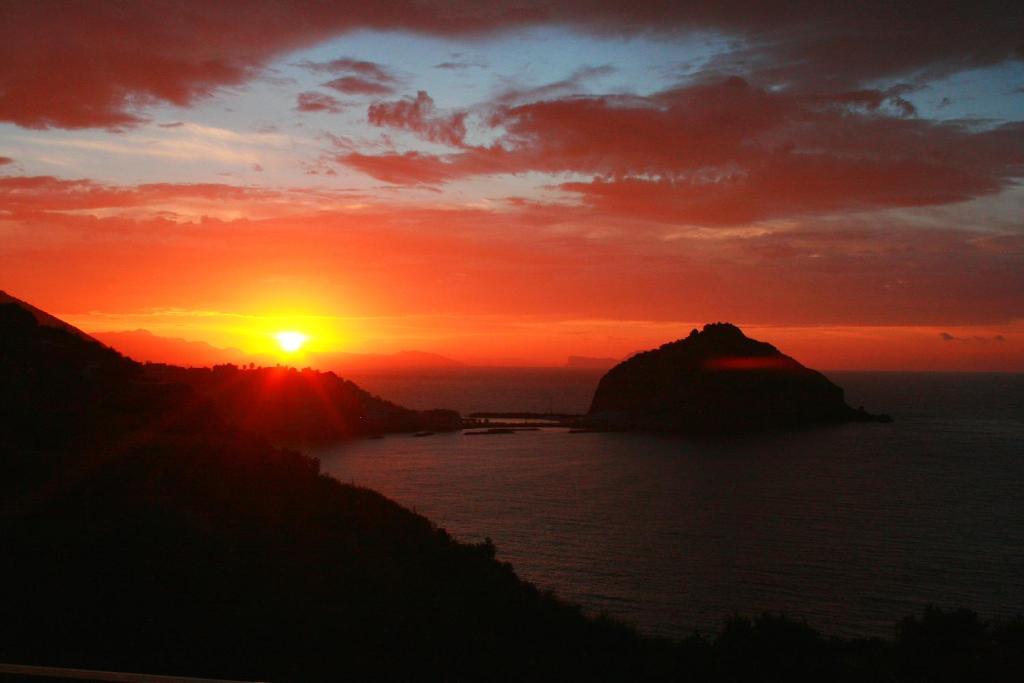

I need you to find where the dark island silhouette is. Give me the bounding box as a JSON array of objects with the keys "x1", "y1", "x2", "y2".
[
  {"x1": 2, "y1": 294, "x2": 1019, "y2": 682},
  {"x1": 587, "y1": 323, "x2": 890, "y2": 432}
]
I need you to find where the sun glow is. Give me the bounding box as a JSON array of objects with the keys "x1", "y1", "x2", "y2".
[{"x1": 275, "y1": 331, "x2": 308, "y2": 353}]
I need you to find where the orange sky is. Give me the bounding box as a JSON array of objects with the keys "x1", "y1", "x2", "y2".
[{"x1": 1, "y1": 3, "x2": 1022, "y2": 370}]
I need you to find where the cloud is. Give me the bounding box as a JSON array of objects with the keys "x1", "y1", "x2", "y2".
[
  {"x1": 434, "y1": 60, "x2": 486, "y2": 70},
  {"x1": 296, "y1": 58, "x2": 394, "y2": 82},
  {"x1": 687, "y1": 4, "x2": 1024, "y2": 89},
  {"x1": 322, "y1": 76, "x2": 394, "y2": 96},
  {"x1": 824, "y1": 85, "x2": 919, "y2": 117},
  {"x1": 2, "y1": 171, "x2": 1022, "y2": 328},
  {"x1": 1, "y1": 2, "x2": 1020, "y2": 129},
  {"x1": 295, "y1": 91, "x2": 344, "y2": 113},
  {"x1": 305, "y1": 57, "x2": 398, "y2": 96},
  {"x1": 341, "y1": 152, "x2": 461, "y2": 185},
  {"x1": 0, "y1": 174, "x2": 365, "y2": 221},
  {"x1": 939, "y1": 332, "x2": 1006, "y2": 343},
  {"x1": 340, "y1": 78, "x2": 1024, "y2": 223},
  {"x1": 0, "y1": 175, "x2": 280, "y2": 215},
  {"x1": 367, "y1": 91, "x2": 467, "y2": 146},
  {"x1": 0, "y1": 156, "x2": 12, "y2": 166},
  {"x1": 495, "y1": 64, "x2": 615, "y2": 104},
  {"x1": 18, "y1": 121, "x2": 289, "y2": 166}
]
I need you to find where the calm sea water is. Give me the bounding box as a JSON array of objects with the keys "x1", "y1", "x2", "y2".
[{"x1": 315, "y1": 371, "x2": 1024, "y2": 639}]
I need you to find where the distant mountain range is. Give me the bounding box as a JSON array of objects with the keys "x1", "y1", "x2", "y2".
[
  {"x1": 90, "y1": 327, "x2": 464, "y2": 374},
  {"x1": 92, "y1": 329, "x2": 267, "y2": 367},
  {"x1": 64, "y1": 319, "x2": 626, "y2": 374}
]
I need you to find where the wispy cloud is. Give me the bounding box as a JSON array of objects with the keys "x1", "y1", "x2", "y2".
[
  {"x1": 939, "y1": 332, "x2": 1006, "y2": 343},
  {"x1": 18, "y1": 122, "x2": 292, "y2": 166}
]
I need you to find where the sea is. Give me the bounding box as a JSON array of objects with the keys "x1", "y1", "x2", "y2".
[{"x1": 312, "y1": 370, "x2": 1024, "y2": 640}]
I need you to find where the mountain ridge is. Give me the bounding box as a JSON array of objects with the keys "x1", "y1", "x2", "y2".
[
  {"x1": 0, "y1": 294, "x2": 460, "y2": 443},
  {"x1": 0, "y1": 290, "x2": 99, "y2": 344},
  {"x1": 91, "y1": 327, "x2": 463, "y2": 373}
]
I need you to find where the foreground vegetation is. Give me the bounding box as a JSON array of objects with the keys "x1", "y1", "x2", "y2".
[{"x1": 4, "y1": 432, "x2": 1023, "y2": 682}]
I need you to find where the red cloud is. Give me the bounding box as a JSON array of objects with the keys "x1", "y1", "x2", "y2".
[
  {"x1": 297, "y1": 58, "x2": 394, "y2": 82},
  {"x1": 367, "y1": 91, "x2": 467, "y2": 146},
  {"x1": 0, "y1": 175, "x2": 282, "y2": 215},
  {"x1": 295, "y1": 92, "x2": 344, "y2": 113},
  {"x1": 1, "y1": 2, "x2": 1020, "y2": 129},
  {"x1": 557, "y1": 156, "x2": 1007, "y2": 226},
  {"x1": 339, "y1": 146, "x2": 529, "y2": 185},
  {"x1": 0, "y1": 156, "x2": 12, "y2": 166},
  {"x1": 3, "y1": 181, "x2": 1022, "y2": 330},
  {"x1": 341, "y1": 79, "x2": 1024, "y2": 222},
  {"x1": 322, "y1": 77, "x2": 394, "y2": 96},
  {"x1": 341, "y1": 152, "x2": 462, "y2": 186}
]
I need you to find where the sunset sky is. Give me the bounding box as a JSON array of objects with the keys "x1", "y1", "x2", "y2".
[{"x1": 1, "y1": 2, "x2": 1022, "y2": 369}]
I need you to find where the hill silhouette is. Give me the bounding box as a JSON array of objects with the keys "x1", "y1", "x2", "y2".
[
  {"x1": 588, "y1": 323, "x2": 890, "y2": 432},
  {"x1": 92, "y1": 328, "x2": 269, "y2": 367},
  {"x1": 0, "y1": 289, "x2": 97, "y2": 343},
  {"x1": 2, "y1": 297, "x2": 1019, "y2": 681},
  {"x1": 0, "y1": 300, "x2": 459, "y2": 445},
  {"x1": 143, "y1": 362, "x2": 461, "y2": 440},
  {"x1": 0, "y1": 299, "x2": 651, "y2": 680}
]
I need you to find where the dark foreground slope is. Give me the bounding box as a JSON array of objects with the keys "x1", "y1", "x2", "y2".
[
  {"x1": 4, "y1": 430, "x2": 1023, "y2": 683},
  {"x1": 589, "y1": 323, "x2": 889, "y2": 432},
  {"x1": 2, "y1": 300, "x2": 1021, "y2": 681},
  {"x1": 2, "y1": 434, "x2": 664, "y2": 681},
  {"x1": 0, "y1": 300, "x2": 659, "y2": 680}
]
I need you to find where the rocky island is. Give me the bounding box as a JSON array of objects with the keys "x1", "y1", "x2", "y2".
[{"x1": 587, "y1": 323, "x2": 890, "y2": 432}]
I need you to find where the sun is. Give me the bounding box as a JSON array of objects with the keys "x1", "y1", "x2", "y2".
[{"x1": 275, "y1": 331, "x2": 308, "y2": 353}]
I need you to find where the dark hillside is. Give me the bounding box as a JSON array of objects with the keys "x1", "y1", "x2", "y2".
[
  {"x1": 0, "y1": 298, "x2": 659, "y2": 680},
  {"x1": 142, "y1": 362, "x2": 461, "y2": 440},
  {"x1": 1, "y1": 432, "x2": 664, "y2": 682},
  {"x1": 0, "y1": 301, "x2": 458, "y2": 445}
]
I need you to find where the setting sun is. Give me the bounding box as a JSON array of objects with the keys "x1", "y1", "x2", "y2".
[{"x1": 275, "y1": 331, "x2": 308, "y2": 353}]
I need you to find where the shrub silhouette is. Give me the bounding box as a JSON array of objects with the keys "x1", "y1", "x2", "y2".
[{"x1": 894, "y1": 607, "x2": 1024, "y2": 683}]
